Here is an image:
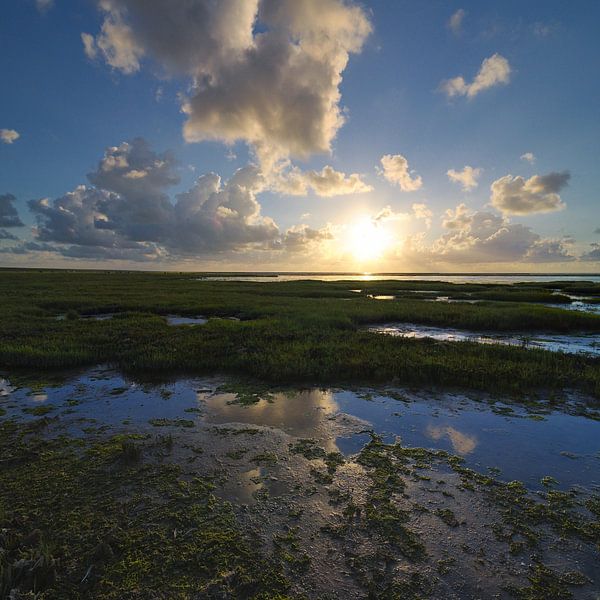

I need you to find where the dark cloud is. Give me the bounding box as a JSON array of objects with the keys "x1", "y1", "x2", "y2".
[
  {"x1": 0, "y1": 229, "x2": 19, "y2": 241},
  {"x1": 0, "y1": 193, "x2": 24, "y2": 227},
  {"x1": 581, "y1": 243, "x2": 600, "y2": 262},
  {"x1": 24, "y1": 139, "x2": 321, "y2": 261},
  {"x1": 430, "y1": 206, "x2": 575, "y2": 263},
  {"x1": 490, "y1": 171, "x2": 570, "y2": 215}
]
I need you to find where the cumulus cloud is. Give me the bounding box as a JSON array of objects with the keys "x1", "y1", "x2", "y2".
[
  {"x1": 0, "y1": 229, "x2": 19, "y2": 241},
  {"x1": 524, "y1": 239, "x2": 576, "y2": 263},
  {"x1": 274, "y1": 165, "x2": 372, "y2": 197},
  {"x1": 274, "y1": 224, "x2": 334, "y2": 251},
  {"x1": 447, "y1": 165, "x2": 482, "y2": 191},
  {"x1": 0, "y1": 194, "x2": 24, "y2": 227},
  {"x1": 373, "y1": 206, "x2": 410, "y2": 223},
  {"x1": 412, "y1": 203, "x2": 432, "y2": 228},
  {"x1": 379, "y1": 154, "x2": 423, "y2": 191},
  {"x1": 24, "y1": 138, "x2": 344, "y2": 261},
  {"x1": 490, "y1": 171, "x2": 569, "y2": 215},
  {"x1": 581, "y1": 243, "x2": 600, "y2": 262},
  {"x1": 82, "y1": 5, "x2": 144, "y2": 73},
  {"x1": 520, "y1": 152, "x2": 536, "y2": 164},
  {"x1": 84, "y1": 0, "x2": 371, "y2": 169},
  {"x1": 441, "y1": 203, "x2": 473, "y2": 230},
  {"x1": 0, "y1": 129, "x2": 20, "y2": 144},
  {"x1": 85, "y1": 138, "x2": 179, "y2": 241},
  {"x1": 81, "y1": 33, "x2": 98, "y2": 60},
  {"x1": 440, "y1": 53, "x2": 511, "y2": 98},
  {"x1": 448, "y1": 9, "x2": 466, "y2": 35},
  {"x1": 431, "y1": 205, "x2": 574, "y2": 263}
]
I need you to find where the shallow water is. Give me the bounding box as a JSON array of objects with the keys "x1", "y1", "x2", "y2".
[
  {"x1": 198, "y1": 273, "x2": 600, "y2": 284},
  {"x1": 1, "y1": 368, "x2": 599, "y2": 491},
  {"x1": 165, "y1": 315, "x2": 208, "y2": 325},
  {"x1": 369, "y1": 322, "x2": 600, "y2": 355}
]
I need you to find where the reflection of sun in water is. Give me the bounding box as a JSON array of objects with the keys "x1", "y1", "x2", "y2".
[{"x1": 346, "y1": 216, "x2": 392, "y2": 263}]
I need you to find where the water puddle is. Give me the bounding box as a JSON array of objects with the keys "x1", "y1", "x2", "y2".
[
  {"x1": 560, "y1": 301, "x2": 600, "y2": 315},
  {"x1": 429, "y1": 296, "x2": 479, "y2": 304},
  {"x1": 165, "y1": 315, "x2": 208, "y2": 326},
  {"x1": 368, "y1": 322, "x2": 600, "y2": 355},
  {"x1": 1, "y1": 368, "x2": 599, "y2": 491}
]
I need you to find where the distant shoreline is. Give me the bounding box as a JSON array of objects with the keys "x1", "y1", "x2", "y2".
[{"x1": 1, "y1": 266, "x2": 599, "y2": 277}]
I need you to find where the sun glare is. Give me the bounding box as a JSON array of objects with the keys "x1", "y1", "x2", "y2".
[{"x1": 346, "y1": 216, "x2": 392, "y2": 263}]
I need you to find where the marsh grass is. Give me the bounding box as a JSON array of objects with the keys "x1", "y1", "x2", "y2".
[{"x1": 1, "y1": 270, "x2": 599, "y2": 397}]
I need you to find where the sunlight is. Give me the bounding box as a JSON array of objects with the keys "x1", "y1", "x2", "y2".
[{"x1": 346, "y1": 216, "x2": 393, "y2": 263}]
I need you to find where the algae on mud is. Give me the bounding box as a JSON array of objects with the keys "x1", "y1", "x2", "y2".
[{"x1": 1, "y1": 366, "x2": 600, "y2": 598}]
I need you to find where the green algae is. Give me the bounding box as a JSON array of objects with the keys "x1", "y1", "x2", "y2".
[{"x1": 0, "y1": 421, "x2": 291, "y2": 599}]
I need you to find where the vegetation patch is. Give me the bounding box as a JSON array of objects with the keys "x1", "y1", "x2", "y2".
[
  {"x1": 0, "y1": 421, "x2": 291, "y2": 599},
  {"x1": 1, "y1": 271, "x2": 599, "y2": 398},
  {"x1": 148, "y1": 418, "x2": 195, "y2": 428}
]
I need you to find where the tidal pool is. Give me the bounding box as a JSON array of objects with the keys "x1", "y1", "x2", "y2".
[
  {"x1": 368, "y1": 322, "x2": 600, "y2": 356},
  {"x1": 165, "y1": 315, "x2": 208, "y2": 325},
  {"x1": 1, "y1": 368, "x2": 599, "y2": 491}
]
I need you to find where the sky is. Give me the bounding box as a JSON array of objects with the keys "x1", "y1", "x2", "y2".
[{"x1": 1, "y1": 0, "x2": 599, "y2": 272}]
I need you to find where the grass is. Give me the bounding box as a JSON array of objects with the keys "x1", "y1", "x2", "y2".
[{"x1": 1, "y1": 270, "x2": 599, "y2": 397}]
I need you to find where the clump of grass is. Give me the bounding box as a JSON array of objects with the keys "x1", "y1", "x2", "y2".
[
  {"x1": 22, "y1": 404, "x2": 55, "y2": 416},
  {"x1": 119, "y1": 438, "x2": 142, "y2": 464}
]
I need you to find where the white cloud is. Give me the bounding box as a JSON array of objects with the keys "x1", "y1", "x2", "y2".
[
  {"x1": 23, "y1": 138, "x2": 348, "y2": 261},
  {"x1": 441, "y1": 53, "x2": 511, "y2": 99},
  {"x1": 82, "y1": 4, "x2": 144, "y2": 74},
  {"x1": 520, "y1": 152, "x2": 536, "y2": 164},
  {"x1": 373, "y1": 205, "x2": 410, "y2": 223},
  {"x1": 412, "y1": 203, "x2": 432, "y2": 228},
  {"x1": 81, "y1": 33, "x2": 98, "y2": 60},
  {"x1": 85, "y1": 0, "x2": 372, "y2": 171},
  {"x1": 379, "y1": 154, "x2": 423, "y2": 191},
  {"x1": 447, "y1": 165, "x2": 482, "y2": 191},
  {"x1": 274, "y1": 164, "x2": 372, "y2": 197},
  {"x1": 441, "y1": 203, "x2": 471, "y2": 230},
  {"x1": 275, "y1": 224, "x2": 333, "y2": 251},
  {"x1": 490, "y1": 171, "x2": 569, "y2": 215},
  {"x1": 0, "y1": 129, "x2": 20, "y2": 144},
  {"x1": 430, "y1": 205, "x2": 575, "y2": 263},
  {"x1": 448, "y1": 9, "x2": 466, "y2": 35},
  {"x1": 36, "y1": 0, "x2": 54, "y2": 13}
]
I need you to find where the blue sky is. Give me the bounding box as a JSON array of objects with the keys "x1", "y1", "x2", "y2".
[{"x1": 1, "y1": 0, "x2": 599, "y2": 270}]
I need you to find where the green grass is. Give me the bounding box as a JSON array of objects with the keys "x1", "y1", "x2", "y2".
[{"x1": 1, "y1": 270, "x2": 599, "y2": 397}]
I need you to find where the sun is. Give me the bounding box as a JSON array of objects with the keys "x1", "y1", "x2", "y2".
[{"x1": 346, "y1": 216, "x2": 392, "y2": 263}]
